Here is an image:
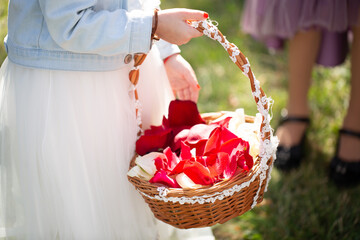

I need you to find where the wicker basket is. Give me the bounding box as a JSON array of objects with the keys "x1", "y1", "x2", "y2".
[{"x1": 127, "y1": 20, "x2": 277, "y2": 229}]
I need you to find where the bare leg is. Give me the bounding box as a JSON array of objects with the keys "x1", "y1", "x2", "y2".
[
  {"x1": 277, "y1": 29, "x2": 321, "y2": 147},
  {"x1": 338, "y1": 24, "x2": 360, "y2": 162}
]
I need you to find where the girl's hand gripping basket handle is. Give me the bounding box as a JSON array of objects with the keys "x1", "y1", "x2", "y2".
[{"x1": 190, "y1": 20, "x2": 272, "y2": 143}]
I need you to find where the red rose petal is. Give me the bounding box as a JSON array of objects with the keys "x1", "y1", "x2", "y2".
[
  {"x1": 163, "y1": 147, "x2": 180, "y2": 171},
  {"x1": 223, "y1": 152, "x2": 238, "y2": 179},
  {"x1": 216, "y1": 152, "x2": 230, "y2": 177},
  {"x1": 203, "y1": 126, "x2": 239, "y2": 156},
  {"x1": 169, "y1": 160, "x2": 186, "y2": 176},
  {"x1": 204, "y1": 153, "x2": 229, "y2": 181},
  {"x1": 145, "y1": 124, "x2": 168, "y2": 135},
  {"x1": 199, "y1": 154, "x2": 216, "y2": 166},
  {"x1": 154, "y1": 155, "x2": 167, "y2": 171},
  {"x1": 183, "y1": 160, "x2": 214, "y2": 185},
  {"x1": 186, "y1": 139, "x2": 207, "y2": 157},
  {"x1": 220, "y1": 138, "x2": 253, "y2": 171},
  {"x1": 136, "y1": 128, "x2": 172, "y2": 156},
  {"x1": 219, "y1": 138, "x2": 248, "y2": 156},
  {"x1": 161, "y1": 116, "x2": 170, "y2": 128},
  {"x1": 246, "y1": 152, "x2": 254, "y2": 169},
  {"x1": 180, "y1": 142, "x2": 192, "y2": 160},
  {"x1": 237, "y1": 151, "x2": 253, "y2": 171},
  {"x1": 203, "y1": 127, "x2": 221, "y2": 156},
  {"x1": 149, "y1": 170, "x2": 181, "y2": 188},
  {"x1": 210, "y1": 116, "x2": 232, "y2": 128},
  {"x1": 168, "y1": 100, "x2": 205, "y2": 127},
  {"x1": 218, "y1": 126, "x2": 238, "y2": 145}
]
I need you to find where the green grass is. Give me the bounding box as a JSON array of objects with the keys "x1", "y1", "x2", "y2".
[
  {"x1": 0, "y1": 1, "x2": 7, "y2": 66},
  {"x1": 1, "y1": 1, "x2": 359, "y2": 239}
]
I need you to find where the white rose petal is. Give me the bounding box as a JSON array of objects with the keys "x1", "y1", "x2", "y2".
[
  {"x1": 190, "y1": 148, "x2": 196, "y2": 158},
  {"x1": 127, "y1": 165, "x2": 152, "y2": 180},
  {"x1": 135, "y1": 152, "x2": 162, "y2": 176},
  {"x1": 176, "y1": 173, "x2": 203, "y2": 189}
]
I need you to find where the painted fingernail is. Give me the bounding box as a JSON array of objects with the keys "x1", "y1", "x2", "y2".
[
  {"x1": 203, "y1": 12, "x2": 209, "y2": 19},
  {"x1": 197, "y1": 84, "x2": 201, "y2": 89}
]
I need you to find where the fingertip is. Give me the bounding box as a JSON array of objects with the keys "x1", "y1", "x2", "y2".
[
  {"x1": 190, "y1": 83, "x2": 200, "y2": 92},
  {"x1": 183, "y1": 10, "x2": 209, "y2": 21}
]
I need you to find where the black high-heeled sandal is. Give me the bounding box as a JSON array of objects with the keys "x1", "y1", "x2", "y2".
[
  {"x1": 275, "y1": 116, "x2": 310, "y2": 171},
  {"x1": 329, "y1": 129, "x2": 360, "y2": 187}
]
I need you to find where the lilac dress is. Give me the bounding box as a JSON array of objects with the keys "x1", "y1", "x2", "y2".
[{"x1": 241, "y1": 0, "x2": 360, "y2": 67}]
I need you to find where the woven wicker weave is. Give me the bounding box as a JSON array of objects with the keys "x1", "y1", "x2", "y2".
[{"x1": 127, "y1": 20, "x2": 277, "y2": 229}]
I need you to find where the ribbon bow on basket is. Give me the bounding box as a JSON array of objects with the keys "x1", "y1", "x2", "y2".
[{"x1": 127, "y1": 19, "x2": 278, "y2": 229}]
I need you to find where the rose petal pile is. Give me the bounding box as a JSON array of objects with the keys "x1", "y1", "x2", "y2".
[
  {"x1": 135, "y1": 99, "x2": 206, "y2": 156},
  {"x1": 128, "y1": 100, "x2": 255, "y2": 189}
]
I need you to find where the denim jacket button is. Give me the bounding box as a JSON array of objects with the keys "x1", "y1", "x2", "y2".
[{"x1": 124, "y1": 54, "x2": 133, "y2": 64}]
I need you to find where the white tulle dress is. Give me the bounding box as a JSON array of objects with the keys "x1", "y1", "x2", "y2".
[{"x1": 0, "y1": 44, "x2": 214, "y2": 239}]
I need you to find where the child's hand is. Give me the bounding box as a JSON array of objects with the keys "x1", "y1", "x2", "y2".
[
  {"x1": 164, "y1": 54, "x2": 200, "y2": 102},
  {"x1": 156, "y1": 9, "x2": 208, "y2": 45}
]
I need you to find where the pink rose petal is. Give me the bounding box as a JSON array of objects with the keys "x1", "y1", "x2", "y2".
[{"x1": 149, "y1": 170, "x2": 181, "y2": 188}]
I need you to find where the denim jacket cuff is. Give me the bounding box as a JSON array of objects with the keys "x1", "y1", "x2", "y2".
[
  {"x1": 155, "y1": 39, "x2": 181, "y2": 60},
  {"x1": 128, "y1": 10, "x2": 153, "y2": 54}
]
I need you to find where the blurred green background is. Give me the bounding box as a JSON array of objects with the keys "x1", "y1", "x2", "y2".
[
  {"x1": 0, "y1": 0, "x2": 7, "y2": 64},
  {"x1": 1, "y1": 1, "x2": 359, "y2": 239}
]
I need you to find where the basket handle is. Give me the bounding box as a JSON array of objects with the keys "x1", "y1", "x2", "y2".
[
  {"x1": 129, "y1": 53, "x2": 148, "y2": 136},
  {"x1": 190, "y1": 20, "x2": 271, "y2": 142},
  {"x1": 129, "y1": 20, "x2": 272, "y2": 142}
]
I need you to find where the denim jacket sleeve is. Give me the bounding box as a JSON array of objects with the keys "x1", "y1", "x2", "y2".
[
  {"x1": 155, "y1": 40, "x2": 181, "y2": 60},
  {"x1": 38, "y1": 0, "x2": 153, "y2": 56}
]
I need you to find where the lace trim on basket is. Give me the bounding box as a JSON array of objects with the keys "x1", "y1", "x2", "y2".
[
  {"x1": 139, "y1": 165, "x2": 258, "y2": 205},
  {"x1": 137, "y1": 20, "x2": 279, "y2": 206}
]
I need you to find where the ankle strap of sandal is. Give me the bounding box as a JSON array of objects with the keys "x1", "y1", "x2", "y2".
[
  {"x1": 279, "y1": 116, "x2": 310, "y2": 126},
  {"x1": 339, "y1": 128, "x2": 360, "y2": 139}
]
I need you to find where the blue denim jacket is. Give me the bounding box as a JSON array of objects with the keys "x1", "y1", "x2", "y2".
[{"x1": 4, "y1": 0, "x2": 179, "y2": 71}]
